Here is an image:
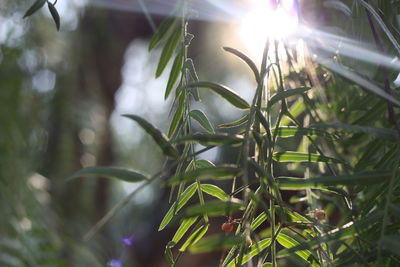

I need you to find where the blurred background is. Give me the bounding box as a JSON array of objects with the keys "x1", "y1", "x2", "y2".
[{"x1": 1, "y1": 0, "x2": 399, "y2": 266}]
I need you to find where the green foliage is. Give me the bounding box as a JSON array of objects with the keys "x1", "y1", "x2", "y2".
[{"x1": 24, "y1": 0, "x2": 399, "y2": 265}]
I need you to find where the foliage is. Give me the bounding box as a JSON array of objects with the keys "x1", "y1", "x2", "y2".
[{"x1": 20, "y1": 0, "x2": 400, "y2": 266}]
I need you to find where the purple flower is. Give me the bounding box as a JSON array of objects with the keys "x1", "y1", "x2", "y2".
[
  {"x1": 107, "y1": 259, "x2": 122, "y2": 267},
  {"x1": 122, "y1": 236, "x2": 133, "y2": 246}
]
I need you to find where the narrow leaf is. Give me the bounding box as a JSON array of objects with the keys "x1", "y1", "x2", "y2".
[
  {"x1": 47, "y1": 2, "x2": 60, "y2": 30},
  {"x1": 173, "y1": 133, "x2": 243, "y2": 146},
  {"x1": 250, "y1": 212, "x2": 268, "y2": 231},
  {"x1": 69, "y1": 167, "x2": 148, "y2": 183},
  {"x1": 218, "y1": 114, "x2": 249, "y2": 128},
  {"x1": 195, "y1": 159, "x2": 215, "y2": 168},
  {"x1": 184, "y1": 200, "x2": 244, "y2": 217},
  {"x1": 313, "y1": 123, "x2": 400, "y2": 142},
  {"x1": 201, "y1": 184, "x2": 229, "y2": 200},
  {"x1": 172, "y1": 217, "x2": 198, "y2": 244},
  {"x1": 159, "y1": 183, "x2": 197, "y2": 231},
  {"x1": 187, "y1": 81, "x2": 250, "y2": 109},
  {"x1": 23, "y1": 0, "x2": 46, "y2": 18},
  {"x1": 148, "y1": 16, "x2": 176, "y2": 51},
  {"x1": 156, "y1": 25, "x2": 182, "y2": 77},
  {"x1": 190, "y1": 110, "x2": 214, "y2": 133},
  {"x1": 180, "y1": 224, "x2": 209, "y2": 252},
  {"x1": 168, "y1": 93, "x2": 185, "y2": 137},
  {"x1": 189, "y1": 234, "x2": 244, "y2": 253},
  {"x1": 277, "y1": 233, "x2": 318, "y2": 266},
  {"x1": 267, "y1": 87, "x2": 311, "y2": 110},
  {"x1": 227, "y1": 238, "x2": 272, "y2": 267},
  {"x1": 273, "y1": 152, "x2": 345, "y2": 164},
  {"x1": 223, "y1": 47, "x2": 260, "y2": 82},
  {"x1": 165, "y1": 51, "x2": 183, "y2": 99},
  {"x1": 123, "y1": 114, "x2": 178, "y2": 158},
  {"x1": 276, "y1": 170, "x2": 392, "y2": 189},
  {"x1": 168, "y1": 166, "x2": 242, "y2": 185},
  {"x1": 273, "y1": 127, "x2": 338, "y2": 140}
]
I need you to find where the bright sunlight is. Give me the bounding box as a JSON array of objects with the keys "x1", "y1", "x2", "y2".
[{"x1": 239, "y1": 0, "x2": 299, "y2": 56}]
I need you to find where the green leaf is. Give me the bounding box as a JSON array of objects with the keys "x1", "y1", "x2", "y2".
[
  {"x1": 281, "y1": 100, "x2": 305, "y2": 126},
  {"x1": 190, "y1": 110, "x2": 214, "y2": 133},
  {"x1": 276, "y1": 170, "x2": 392, "y2": 189},
  {"x1": 123, "y1": 114, "x2": 179, "y2": 158},
  {"x1": 156, "y1": 25, "x2": 182, "y2": 77},
  {"x1": 277, "y1": 233, "x2": 318, "y2": 267},
  {"x1": 189, "y1": 234, "x2": 244, "y2": 253},
  {"x1": 184, "y1": 59, "x2": 200, "y2": 101},
  {"x1": 273, "y1": 152, "x2": 345, "y2": 164},
  {"x1": 180, "y1": 224, "x2": 209, "y2": 252},
  {"x1": 195, "y1": 159, "x2": 215, "y2": 168},
  {"x1": 226, "y1": 238, "x2": 272, "y2": 267},
  {"x1": 47, "y1": 2, "x2": 60, "y2": 30},
  {"x1": 168, "y1": 93, "x2": 185, "y2": 137},
  {"x1": 23, "y1": 0, "x2": 46, "y2": 18},
  {"x1": 250, "y1": 212, "x2": 268, "y2": 231},
  {"x1": 168, "y1": 166, "x2": 242, "y2": 185},
  {"x1": 381, "y1": 235, "x2": 400, "y2": 256},
  {"x1": 187, "y1": 82, "x2": 250, "y2": 109},
  {"x1": 223, "y1": 47, "x2": 260, "y2": 82},
  {"x1": 201, "y1": 184, "x2": 229, "y2": 200},
  {"x1": 172, "y1": 217, "x2": 198, "y2": 244},
  {"x1": 217, "y1": 114, "x2": 249, "y2": 128},
  {"x1": 159, "y1": 183, "x2": 197, "y2": 231},
  {"x1": 272, "y1": 127, "x2": 338, "y2": 140},
  {"x1": 267, "y1": 87, "x2": 311, "y2": 110},
  {"x1": 165, "y1": 245, "x2": 175, "y2": 265},
  {"x1": 165, "y1": 51, "x2": 183, "y2": 99},
  {"x1": 173, "y1": 133, "x2": 243, "y2": 146},
  {"x1": 184, "y1": 200, "x2": 244, "y2": 217},
  {"x1": 148, "y1": 16, "x2": 177, "y2": 51},
  {"x1": 69, "y1": 167, "x2": 148, "y2": 183},
  {"x1": 313, "y1": 123, "x2": 400, "y2": 142}
]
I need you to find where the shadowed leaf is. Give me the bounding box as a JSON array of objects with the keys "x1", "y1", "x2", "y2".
[
  {"x1": 47, "y1": 2, "x2": 60, "y2": 30},
  {"x1": 187, "y1": 82, "x2": 250, "y2": 109},
  {"x1": 190, "y1": 110, "x2": 214, "y2": 133},
  {"x1": 123, "y1": 114, "x2": 179, "y2": 158},
  {"x1": 277, "y1": 171, "x2": 392, "y2": 189},
  {"x1": 69, "y1": 167, "x2": 148, "y2": 183},
  {"x1": 23, "y1": 0, "x2": 46, "y2": 18}
]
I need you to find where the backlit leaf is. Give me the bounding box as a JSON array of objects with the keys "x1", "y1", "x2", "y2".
[
  {"x1": 189, "y1": 234, "x2": 244, "y2": 253},
  {"x1": 201, "y1": 184, "x2": 229, "y2": 200},
  {"x1": 156, "y1": 25, "x2": 182, "y2": 78},
  {"x1": 273, "y1": 152, "x2": 345, "y2": 164},
  {"x1": 168, "y1": 166, "x2": 242, "y2": 185},
  {"x1": 159, "y1": 183, "x2": 197, "y2": 231}
]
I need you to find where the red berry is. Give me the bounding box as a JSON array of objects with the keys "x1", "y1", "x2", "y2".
[{"x1": 221, "y1": 222, "x2": 234, "y2": 233}]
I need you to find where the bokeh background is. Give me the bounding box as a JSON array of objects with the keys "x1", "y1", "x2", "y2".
[{"x1": 1, "y1": 0, "x2": 398, "y2": 266}]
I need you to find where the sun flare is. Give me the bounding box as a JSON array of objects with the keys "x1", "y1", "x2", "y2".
[{"x1": 239, "y1": 0, "x2": 299, "y2": 56}]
